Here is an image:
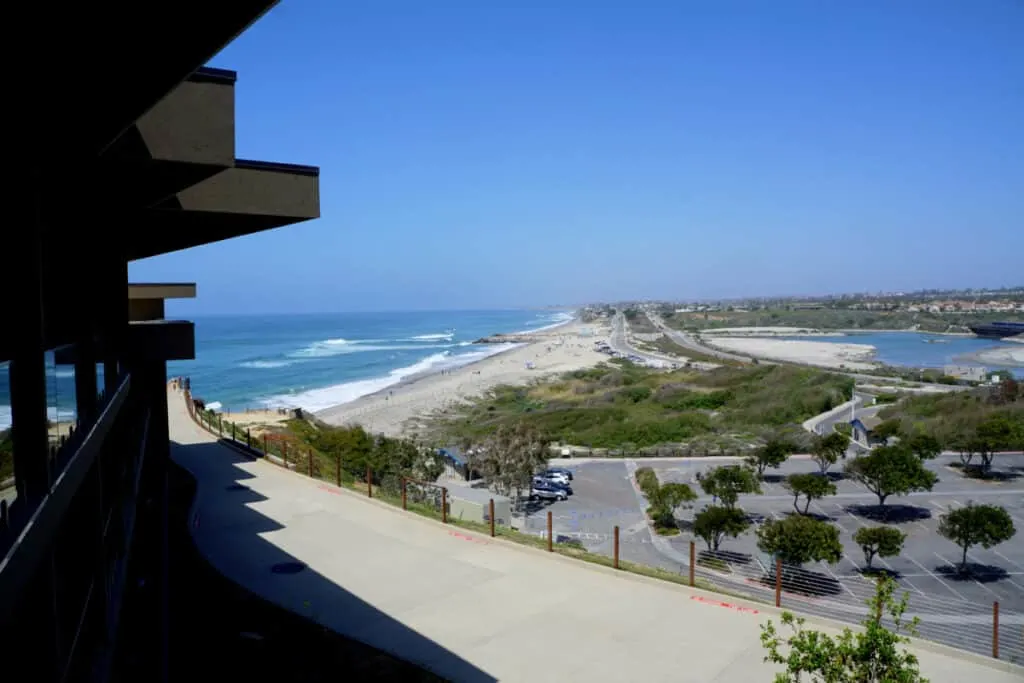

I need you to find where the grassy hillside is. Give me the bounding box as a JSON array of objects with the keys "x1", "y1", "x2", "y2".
[
  {"x1": 429, "y1": 361, "x2": 854, "y2": 449},
  {"x1": 878, "y1": 381, "x2": 1024, "y2": 445}
]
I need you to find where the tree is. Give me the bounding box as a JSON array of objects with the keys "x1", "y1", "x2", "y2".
[
  {"x1": 756, "y1": 515, "x2": 842, "y2": 566},
  {"x1": 745, "y1": 438, "x2": 793, "y2": 478},
  {"x1": 844, "y1": 445, "x2": 937, "y2": 508},
  {"x1": 692, "y1": 505, "x2": 750, "y2": 552},
  {"x1": 871, "y1": 418, "x2": 903, "y2": 442},
  {"x1": 637, "y1": 467, "x2": 696, "y2": 530},
  {"x1": 783, "y1": 473, "x2": 837, "y2": 515},
  {"x1": 809, "y1": 431, "x2": 848, "y2": 474},
  {"x1": 905, "y1": 432, "x2": 941, "y2": 461},
  {"x1": 937, "y1": 503, "x2": 1016, "y2": 572},
  {"x1": 973, "y1": 415, "x2": 1016, "y2": 471},
  {"x1": 471, "y1": 422, "x2": 550, "y2": 504},
  {"x1": 700, "y1": 465, "x2": 761, "y2": 509},
  {"x1": 761, "y1": 576, "x2": 926, "y2": 683},
  {"x1": 853, "y1": 526, "x2": 905, "y2": 571}
]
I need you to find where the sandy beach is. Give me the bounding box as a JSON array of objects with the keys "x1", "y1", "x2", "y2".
[
  {"x1": 970, "y1": 346, "x2": 1024, "y2": 368},
  {"x1": 700, "y1": 326, "x2": 843, "y2": 337},
  {"x1": 316, "y1": 320, "x2": 610, "y2": 437},
  {"x1": 707, "y1": 337, "x2": 878, "y2": 370}
]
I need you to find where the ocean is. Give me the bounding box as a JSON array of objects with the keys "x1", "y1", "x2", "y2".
[{"x1": 0, "y1": 309, "x2": 574, "y2": 430}]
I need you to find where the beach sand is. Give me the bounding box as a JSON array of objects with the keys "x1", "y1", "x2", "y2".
[
  {"x1": 316, "y1": 320, "x2": 610, "y2": 437},
  {"x1": 971, "y1": 346, "x2": 1024, "y2": 367},
  {"x1": 700, "y1": 326, "x2": 842, "y2": 337},
  {"x1": 707, "y1": 337, "x2": 878, "y2": 371}
]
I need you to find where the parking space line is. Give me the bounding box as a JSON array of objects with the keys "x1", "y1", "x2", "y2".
[
  {"x1": 934, "y1": 552, "x2": 1001, "y2": 599},
  {"x1": 991, "y1": 549, "x2": 1024, "y2": 572},
  {"x1": 819, "y1": 561, "x2": 855, "y2": 596},
  {"x1": 907, "y1": 555, "x2": 968, "y2": 601}
]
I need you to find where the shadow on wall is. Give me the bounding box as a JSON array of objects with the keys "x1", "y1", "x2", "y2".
[{"x1": 170, "y1": 438, "x2": 497, "y2": 683}]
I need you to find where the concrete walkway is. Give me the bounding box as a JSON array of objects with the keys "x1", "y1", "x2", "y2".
[{"x1": 168, "y1": 389, "x2": 1021, "y2": 682}]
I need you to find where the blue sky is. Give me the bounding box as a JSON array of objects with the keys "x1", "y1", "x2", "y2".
[{"x1": 131, "y1": 1, "x2": 1024, "y2": 314}]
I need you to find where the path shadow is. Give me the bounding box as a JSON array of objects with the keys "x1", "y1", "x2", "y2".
[
  {"x1": 962, "y1": 466, "x2": 1021, "y2": 482},
  {"x1": 846, "y1": 504, "x2": 931, "y2": 523},
  {"x1": 757, "y1": 566, "x2": 843, "y2": 598},
  {"x1": 935, "y1": 562, "x2": 1010, "y2": 584},
  {"x1": 170, "y1": 439, "x2": 496, "y2": 683}
]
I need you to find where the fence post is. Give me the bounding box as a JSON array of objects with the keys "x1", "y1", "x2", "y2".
[
  {"x1": 308, "y1": 450, "x2": 313, "y2": 477},
  {"x1": 402, "y1": 478, "x2": 407, "y2": 510},
  {"x1": 489, "y1": 499, "x2": 495, "y2": 537},
  {"x1": 689, "y1": 541, "x2": 695, "y2": 587},
  {"x1": 614, "y1": 526, "x2": 619, "y2": 569},
  {"x1": 441, "y1": 488, "x2": 447, "y2": 523},
  {"x1": 336, "y1": 456, "x2": 341, "y2": 487},
  {"x1": 282, "y1": 441, "x2": 288, "y2": 467},
  {"x1": 262, "y1": 434, "x2": 267, "y2": 456},
  {"x1": 247, "y1": 428, "x2": 251, "y2": 449},
  {"x1": 992, "y1": 601, "x2": 999, "y2": 659},
  {"x1": 547, "y1": 511, "x2": 553, "y2": 552},
  {"x1": 366, "y1": 466, "x2": 372, "y2": 498},
  {"x1": 218, "y1": 415, "x2": 222, "y2": 436},
  {"x1": 775, "y1": 558, "x2": 783, "y2": 608}
]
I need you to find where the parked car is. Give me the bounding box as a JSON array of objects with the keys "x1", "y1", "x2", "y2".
[
  {"x1": 530, "y1": 484, "x2": 568, "y2": 501},
  {"x1": 541, "y1": 471, "x2": 571, "y2": 486},
  {"x1": 533, "y1": 476, "x2": 572, "y2": 495},
  {"x1": 544, "y1": 467, "x2": 574, "y2": 481}
]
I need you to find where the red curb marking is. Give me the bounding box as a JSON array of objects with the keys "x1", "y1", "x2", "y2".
[
  {"x1": 317, "y1": 484, "x2": 341, "y2": 496},
  {"x1": 690, "y1": 595, "x2": 759, "y2": 614},
  {"x1": 449, "y1": 531, "x2": 489, "y2": 544}
]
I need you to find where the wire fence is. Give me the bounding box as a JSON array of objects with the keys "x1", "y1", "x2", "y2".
[{"x1": 183, "y1": 393, "x2": 1023, "y2": 667}]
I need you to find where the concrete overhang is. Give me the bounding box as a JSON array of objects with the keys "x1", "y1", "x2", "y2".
[
  {"x1": 54, "y1": 321, "x2": 195, "y2": 364},
  {"x1": 127, "y1": 160, "x2": 320, "y2": 260},
  {"x1": 96, "y1": 68, "x2": 237, "y2": 208},
  {"x1": 128, "y1": 283, "x2": 197, "y2": 322}
]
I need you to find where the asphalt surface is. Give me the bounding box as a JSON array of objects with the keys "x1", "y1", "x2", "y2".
[{"x1": 522, "y1": 452, "x2": 1024, "y2": 661}]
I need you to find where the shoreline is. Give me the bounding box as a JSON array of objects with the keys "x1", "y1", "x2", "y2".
[{"x1": 315, "y1": 318, "x2": 610, "y2": 436}]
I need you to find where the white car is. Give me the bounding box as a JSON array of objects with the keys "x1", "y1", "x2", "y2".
[
  {"x1": 530, "y1": 487, "x2": 568, "y2": 502},
  {"x1": 543, "y1": 472, "x2": 570, "y2": 486}
]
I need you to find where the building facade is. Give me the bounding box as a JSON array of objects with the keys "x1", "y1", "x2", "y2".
[{"x1": 0, "y1": 4, "x2": 319, "y2": 681}]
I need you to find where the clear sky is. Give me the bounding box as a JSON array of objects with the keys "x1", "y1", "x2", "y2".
[{"x1": 131, "y1": 0, "x2": 1023, "y2": 315}]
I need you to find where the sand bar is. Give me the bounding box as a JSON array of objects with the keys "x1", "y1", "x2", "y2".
[
  {"x1": 707, "y1": 337, "x2": 878, "y2": 371},
  {"x1": 969, "y1": 346, "x2": 1024, "y2": 368},
  {"x1": 700, "y1": 326, "x2": 843, "y2": 337},
  {"x1": 316, "y1": 320, "x2": 609, "y2": 437}
]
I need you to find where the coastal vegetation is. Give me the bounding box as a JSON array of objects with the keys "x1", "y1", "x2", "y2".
[
  {"x1": 428, "y1": 361, "x2": 854, "y2": 450},
  {"x1": 664, "y1": 307, "x2": 1024, "y2": 334},
  {"x1": 876, "y1": 379, "x2": 1024, "y2": 454},
  {"x1": 0, "y1": 430, "x2": 12, "y2": 481},
  {"x1": 635, "y1": 466, "x2": 696, "y2": 534}
]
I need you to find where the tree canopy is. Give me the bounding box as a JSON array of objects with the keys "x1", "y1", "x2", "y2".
[
  {"x1": 783, "y1": 473, "x2": 837, "y2": 515},
  {"x1": 937, "y1": 503, "x2": 1017, "y2": 572},
  {"x1": 700, "y1": 465, "x2": 761, "y2": 509},
  {"x1": 745, "y1": 438, "x2": 793, "y2": 478},
  {"x1": 761, "y1": 576, "x2": 926, "y2": 683},
  {"x1": 756, "y1": 514, "x2": 842, "y2": 566},
  {"x1": 844, "y1": 445, "x2": 937, "y2": 508},
  {"x1": 853, "y1": 526, "x2": 905, "y2": 571},
  {"x1": 809, "y1": 431, "x2": 848, "y2": 474},
  {"x1": 692, "y1": 505, "x2": 750, "y2": 552}
]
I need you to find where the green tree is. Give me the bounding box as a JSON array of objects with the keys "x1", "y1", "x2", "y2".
[
  {"x1": 756, "y1": 515, "x2": 842, "y2": 566},
  {"x1": 853, "y1": 526, "x2": 905, "y2": 571},
  {"x1": 637, "y1": 467, "x2": 696, "y2": 531},
  {"x1": 700, "y1": 465, "x2": 762, "y2": 509},
  {"x1": 745, "y1": 438, "x2": 793, "y2": 478},
  {"x1": 905, "y1": 432, "x2": 941, "y2": 461},
  {"x1": 760, "y1": 576, "x2": 926, "y2": 683},
  {"x1": 844, "y1": 445, "x2": 938, "y2": 508},
  {"x1": 809, "y1": 431, "x2": 848, "y2": 474},
  {"x1": 937, "y1": 503, "x2": 1017, "y2": 572},
  {"x1": 783, "y1": 473, "x2": 837, "y2": 515},
  {"x1": 692, "y1": 505, "x2": 750, "y2": 552},
  {"x1": 973, "y1": 415, "x2": 1017, "y2": 471},
  {"x1": 871, "y1": 418, "x2": 903, "y2": 442}
]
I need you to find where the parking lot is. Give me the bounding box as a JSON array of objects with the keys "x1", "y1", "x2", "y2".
[{"x1": 523, "y1": 452, "x2": 1024, "y2": 660}]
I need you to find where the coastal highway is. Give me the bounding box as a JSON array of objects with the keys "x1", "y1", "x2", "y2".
[
  {"x1": 608, "y1": 314, "x2": 677, "y2": 367},
  {"x1": 645, "y1": 312, "x2": 755, "y2": 364}
]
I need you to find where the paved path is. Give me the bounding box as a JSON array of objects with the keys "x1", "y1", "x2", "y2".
[{"x1": 167, "y1": 388, "x2": 1021, "y2": 682}]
